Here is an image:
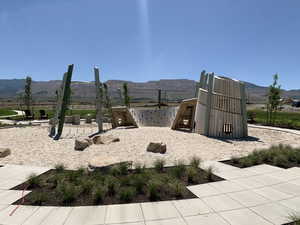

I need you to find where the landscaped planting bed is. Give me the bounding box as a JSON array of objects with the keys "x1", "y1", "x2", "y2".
[
  {"x1": 12, "y1": 158, "x2": 223, "y2": 206},
  {"x1": 222, "y1": 144, "x2": 300, "y2": 169}
]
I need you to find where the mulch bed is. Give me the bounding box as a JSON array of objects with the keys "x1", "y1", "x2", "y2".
[
  {"x1": 221, "y1": 158, "x2": 300, "y2": 169},
  {"x1": 12, "y1": 166, "x2": 224, "y2": 206}
]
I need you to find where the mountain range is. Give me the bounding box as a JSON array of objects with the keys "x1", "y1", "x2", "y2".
[{"x1": 0, "y1": 78, "x2": 299, "y2": 103}]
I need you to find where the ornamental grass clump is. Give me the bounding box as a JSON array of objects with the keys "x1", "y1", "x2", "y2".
[
  {"x1": 131, "y1": 174, "x2": 147, "y2": 194},
  {"x1": 105, "y1": 176, "x2": 119, "y2": 196},
  {"x1": 93, "y1": 186, "x2": 107, "y2": 204},
  {"x1": 80, "y1": 179, "x2": 95, "y2": 194},
  {"x1": 153, "y1": 159, "x2": 165, "y2": 172},
  {"x1": 119, "y1": 187, "x2": 136, "y2": 203},
  {"x1": 204, "y1": 166, "x2": 215, "y2": 181},
  {"x1": 54, "y1": 163, "x2": 65, "y2": 173},
  {"x1": 147, "y1": 179, "x2": 163, "y2": 201},
  {"x1": 32, "y1": 192, "x2": 48, "y2": 206},
  {"x1": 169, "y1": 180, "x2": 184, "y2": 198},
  {"x1": 190, "y1": 156, "x2": 202, "y2": 168},
  {"x1": 57, "y1": 183, "x2": 78, "y2": 204},
  {"x1": 186, "y1": 167, "x2": 198, "y2": 184},
  {"x1": 134, "y1": 162, "x2": 145, "y2": 174},
  {"x1": 27, "y1": 173, "x2": 41, "y2": 188},
  {"x1": 171, "y1": 160, "x2": 186, "y2": 179}
]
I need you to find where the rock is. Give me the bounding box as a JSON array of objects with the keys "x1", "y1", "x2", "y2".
[
  {"x1": 146, "y1": 142, "x2": 167, "y2": 154},
  {"x1": 92, "y1": 135, "x2": 120, "y2": 145},
  {"x1": 89, "y1": 155, "x2": 130, "y2": 169},
  {"x1": 89, "y1": 160, "x2": 133, "y2": 171},
  {"x1": 74, "y1": 138, "x2": 93, "y2": 151},
  {"x1": 0, "y1": 148, "x2": 11, "y2": 158}
]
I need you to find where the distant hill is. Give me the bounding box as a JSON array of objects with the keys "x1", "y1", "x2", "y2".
[{"x1": 0, "y1": 78, "x2": 299, "y2": 103}]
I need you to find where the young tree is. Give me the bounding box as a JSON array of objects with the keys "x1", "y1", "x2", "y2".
[
  {"x1": 123, "y1": 83, "x2": 130, "y2": 107},
  {"x1": 267, "y1": 74, "x2": 281, "y2": 125},
  {"x1": 103, "y1": 83, "x2": 116, "y2": 128},
  {"x1": 24, "y1": 76, "x2": 32, "y2": 111}
]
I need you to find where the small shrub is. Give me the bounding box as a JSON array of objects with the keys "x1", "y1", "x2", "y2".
[
  {"x1": 55, "y1": 163, "x2": 65, "y2": 172},
  {"x1": 190, "y1": 156, "x2": 201, "y2": 168},
  {"x1": 119, "y1": 187, "x2": 136, "y2": 203},
  {"x1": 93, "y1": 186, "x2": 107, "y2": 204},
  {"x1": 27, "y1": 173, "x2": 40, "y2": 188},
  {"x1": 153, "y1": 159, "x2": 165, "y2": 172}
]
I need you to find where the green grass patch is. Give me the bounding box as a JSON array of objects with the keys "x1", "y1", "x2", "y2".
[
  {"x1": 248, "y1": 109, "x2": 300, "y2": 129},
  {"x1": 0, "y1": 109, "x2": 17, "y2": 117}
]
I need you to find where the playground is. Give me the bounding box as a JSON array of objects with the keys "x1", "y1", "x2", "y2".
[{"x1": 1, "y1": 124, "x2": 300, "y2": 169}]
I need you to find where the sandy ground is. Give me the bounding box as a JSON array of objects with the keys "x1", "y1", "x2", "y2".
[{"x1": 1, "y1": 124, "x2": 300, "y2": 169}]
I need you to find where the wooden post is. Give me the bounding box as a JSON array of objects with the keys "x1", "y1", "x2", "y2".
[
  {"x1": 54, "y1": 64, "x2": 74, "y2": 140},
  {"x1": 240, "y1": 82, "x2": 248, "y2": 137},
  {"x1": 94, "y1": 67, "x2": 103, "y2": 133},
  {"x1": 204, "y1": 73, "x2": 214, "y2": 136}
]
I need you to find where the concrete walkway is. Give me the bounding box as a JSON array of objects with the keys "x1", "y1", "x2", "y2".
[{"x1": 0, "y1": 162, "x2": 299, "y2": 225}]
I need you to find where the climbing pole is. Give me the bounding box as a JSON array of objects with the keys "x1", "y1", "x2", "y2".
[
  {"x1": 53, "y1": 64, "x2": 74, "y2": 140},
  {"x1": 94, "y1": 67, "x2": 103, "y2": 133}
]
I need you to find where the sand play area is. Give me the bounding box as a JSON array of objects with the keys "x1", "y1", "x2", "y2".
[{"x1": 1, "y1": 124, "x2": 300, "y2": 169}]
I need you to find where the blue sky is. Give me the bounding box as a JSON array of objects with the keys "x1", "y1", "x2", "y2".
[{"x1": 0, "y1": 0, "x2": 300, "y2": 89}]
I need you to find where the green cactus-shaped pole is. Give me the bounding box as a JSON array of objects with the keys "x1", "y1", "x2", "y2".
[
  {"x1": 54, "y1": 64, "x2": 74, "y2": 140},
  {"x1": 94, "y1": 67, "x2": 103, "y2": 133}
]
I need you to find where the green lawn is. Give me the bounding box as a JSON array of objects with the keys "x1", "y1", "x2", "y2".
[
  {"x1": 248, "y1": 109, "x2": 300, "y2": 129},
  {"x1": 0, "y1": 109, "x2": 17, "y2": 117}
]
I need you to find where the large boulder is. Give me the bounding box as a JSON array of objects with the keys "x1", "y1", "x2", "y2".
[
  {"x1": 0, "y1": 148, "x2": 11, "y2": 158},
  {"x1": 74, "y1": 138, "x2": 93, "y2": 151},
  {"x1": 92, "y1": 135, "x2": 120, "y2": 145},
  {"x1": 146, "y1": 142, "x2": 167, "y2": 154}
]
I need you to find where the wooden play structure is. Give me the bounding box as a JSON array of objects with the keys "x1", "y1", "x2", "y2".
[
  {"x1": 193, "y1": 73, "x2": 248, "y2": 138},
  {"x1": 110, "y1": 72, "x2": 247, "y2": 138},
  {"x1": 111, "y1": 106, "x2": 138, "y2": 128},
  {"x1": 171, "y1": 98, "x2": 197, "y2": 131}
]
